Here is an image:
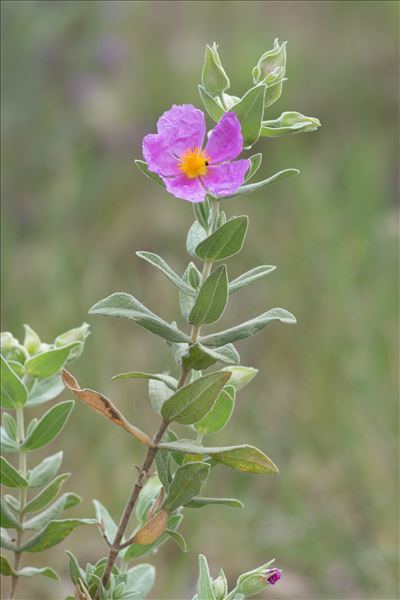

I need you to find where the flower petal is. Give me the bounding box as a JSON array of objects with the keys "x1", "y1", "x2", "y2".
[
  {"x1": 205, "y1": 112, "x2": 244, "y2": 163},
  {"x1": 202, "y1": 159, "x2": 250, "y2": 197},
  {"x1": 161, "y1": 174, "x2": 206, "y2": 203},
  {"x1": 142, "y1": 133, "x2": 181, "y2": 177},
  {"x1": 157, "y1": 104, "x2": 206, "y2": 156}
]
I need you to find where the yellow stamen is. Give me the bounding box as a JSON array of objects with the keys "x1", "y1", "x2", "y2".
[{"x1": 178, "y1": 147, "x2": 210, "y2": 179}]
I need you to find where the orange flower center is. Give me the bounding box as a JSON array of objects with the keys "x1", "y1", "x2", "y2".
[{"x1": 178, "y1": 147, "x2": 210, "y2": 179}]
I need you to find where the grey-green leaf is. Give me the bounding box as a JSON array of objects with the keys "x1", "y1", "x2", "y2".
[
  {"x1": 17, "y1": 566, "x2": 59, "y2": 579},
  {"x1": 25, "y1": 343, "x2": 81, "y2": 379},
  {"x1": 23, "y1": 493, "x2": 81, "y2": 531},
  {"x1": 20, "y1": 518, "x2": 96, "y2": 552},
  {"x1": 22, "y1": 474, "x2": 70, "y2": 515},
  {"x1": 260, "y1": 111, "x2": 321, "y2": 137},
  {"x1": 197, "y1": 554, "x2": 216, "y2": 600},
  {"x1": 0, "y1": 427, "x2": 18, "y2": 453},
  {"x1": 187, "y1": 221, "x2": 208, "y2": 257},
  {"x1": 3, "y1": 413, "x2": 17, "y2": 440},
  {"x1": 181, "y1": 342, "x2": 240, "y2": 371},
  {"x1": 89, "y1": 293, "x2": 190, "y2": 344},
  {"x1": 198, "y1": 85, "x2": 224, "y2": 122},
  {"x1": 155, "y1": 448, "x2": 173, "y2": 492},
  {"x1": 225, "y1": 168, "x2": 300, "y2": 199},
  {"x1": 185, "y1": 496, "x2": 244, "y2": 509},
  {"x1": 164, "y1": 462, "x2": 210, "y2": 511},
  {"x1": 220, "y1": 366, "x2": 258, "y2": 391},
  {"x1": 93, "y1": 499, "x2": 118, "y2": 545},
  {"x1": 189, "y1": 265, "x2": 228, "y2": 325},
  {"x1": 22, "y1": 400, "x2": 75, "y2": 451},
  {"x1": 200, "y1": 308, "x2": 296, "y2": 347},
  {"x1": 195, "y1": 217, "x2": 248, "y2": 262},
  {"x1": 165, "y1": 529, "x2": 187, "y2": 552},
  {"x1": 179, "y1": 263, "x2": 198, "y2": 321},
  {"x1": 229, "y1": 265, "x2": 276, "y2": 294},
  {"x1": 135, "y1": 160, "x2": 163, "y2": 186},
  {"x1": 148, "y1": 379, "x2": 174, "y2": 415},
  {"x1": 245, "y1": 153, "x2": 262, "y2": 182},
  {"x1": 161, "y1": 371, "x2": 231, "y2": 425},
  {"x1": 231, "y1": 84, "x2": 266, "y2": 147},
  {"x1": 158, "y1": 441, "x2": 278, "y2": 474},
  {"x1": 0, "y1": 457, "x2": 29, "y2": 488},
  {"x1": 194, "y1": 385, "x2": 235, "y2": 434},
  {"x1": 136, "y1": 251, "x2": 196, "y2": 296},
  {"x1": 1, "y1": 355, "x2": 28, "y2": 408},
  {"x1": 125, "y1": 563, "x2": 156, "y2": 599},
  {"x1": 1, "y1": 529, "x2": 16, "y2": 551},
  {"x1": 1, "y1": 499, "x2": 22, "y2": 529},
  {"x1": 27, "y1": 375, "x2": 65, "y2": 406},
  {"x1": 28, "y1": 452, "x2": 63, "y2": 487},
  {"x1": 112, "y1": 371, "x2": 177, "y2": 391}
]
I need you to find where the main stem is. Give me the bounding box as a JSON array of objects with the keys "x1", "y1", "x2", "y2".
[
  {"x1": 10, "y1": 406, "x2": 27, "y2": 600},
  {"x1": 99, "y1": 198, "x2": 220, "y2": 594}
]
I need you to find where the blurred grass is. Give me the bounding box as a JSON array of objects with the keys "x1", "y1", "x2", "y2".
[{"x1": 1, "y1": 1, "x2": 398, "y2": 599}]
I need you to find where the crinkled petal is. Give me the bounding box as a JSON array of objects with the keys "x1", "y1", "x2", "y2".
[
  {"x1": 161, "y1": 174, "x2": 206, "y2": 203},
  {"x1": 142, "y1": 133, "x2": 180, "y2": 177},
  {"x1": 202, "y1": 159, "x2": 250, "y2": 197},
  {"x1": 157, "y1": 104, "x2": 206, "y2": 156},
  {"x1": 204, "y1": 112, "x2": 244, "y2": 163}
]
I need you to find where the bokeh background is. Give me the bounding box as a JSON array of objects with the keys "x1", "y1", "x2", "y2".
[{"x1": 1, "y1": 1, "x2": 398, "y2": 599}]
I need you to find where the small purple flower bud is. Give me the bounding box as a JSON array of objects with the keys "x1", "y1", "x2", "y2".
[{"x1": 267, "y1": 568, "x2": 282, "y2": 585}]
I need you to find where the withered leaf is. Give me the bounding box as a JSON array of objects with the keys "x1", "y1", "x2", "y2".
[
  {"x1": 61, "y1": 369, "x2": 154, "y2": 448},
  {"x1": 130, "y1": 509, "x2": 169, "y2": 545}
]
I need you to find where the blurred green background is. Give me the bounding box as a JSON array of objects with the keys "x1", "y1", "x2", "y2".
[{"x1": 1, "y1": 1, "x2": 398, "y2": 599}]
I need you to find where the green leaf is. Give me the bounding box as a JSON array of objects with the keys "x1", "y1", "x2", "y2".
[
  {"x1": 134, "y1": 160, "x2": 163, "y2": 186},
  {"x1": 201, "y1": 42, "x2": 230, "y2": 95},
  {"x1": 161, "y1": 371, "x2": 231, "y2": 425},
  {"x1": 135, "y1": 477, "x2": 163, "y2": 525},
  {"x1": 0, "y1": 554, "x2": 14, "y2": 575},
  {"x1": 260, "y1": 111, "x2": 321, "y2": 137},
  {"x1": 189, "y1": 265, "x2": 228, "y2": 326},
  {"x1": 1, "y1": 528, "x2": 16, "y2": 550},
  {"x1": 231, "y1": 84, "x2": 266, "y2": 147},
  {"x1": 193, "y1": 199, "x2": 210, "y2": 230},
  {"x1": 89, "y1": 293, "x2": 190, "y2": 344},
  {"x1": 155, "y1": 448, "x2": 172, "y2": 492},
  {"x1": 1, "y1": 354, "x2": 28, "y2": 407},
  {"x1": 23, "y1": 493, "x2": 81, "y2": 531},
  {"x1": 23, "y1": 324, "x2": 42, "y2": 355},
  {"x1": 20, "y1": 518, "x2": 96, "y2": 552},
  {"x1": 136, "y1": 251, "x2": 196, "y2": 296},
  {"x1": 245, "y1": 153, "x2": 262, "y2": 182},
  {"x1": 166, "y1": 529, "x2": 187, "y2": 552},
  {"x1": 66, "y1": 550, "x2": 85, "y2": 585},
  {"x1": 0, "y1": 427, "x2": 18, "y2": 453},
  {"x1": 200, "y1": 308, "x2": 296, "y2": 347},
  {"x1": 185, "y1": 496, "x2": 244, "y2": 509},
  {"x1": 195, "y1": 217, "x2": 248, "y2": 262},
  {"x1": 187, "y1": 220, "x2": 208, "y2": 257},
  {"x1": 220, "y1": 366, "x2": 258, "y2": 391},
  {"x1": 158, "y1": 441, "x2": 279, "y2": 474},
  {"x1": 194, "y1": 385, "x2": 235, "y2": 434},
  {"x1": 0, "y1": 457, "x2": 29, "y2": 488},
  {"x1": 112, "y1": 371, "x2": 177, "y2": 390},
  {"x1": 18, "y1": 566, "x2": 59, "y2": 579},
  {"x1": 1, "y1": 499, "x2": 22, "y2": 529},
  {"x1": 3, "y1": 413, "x2": 17, "y2": 439},
  {"x1": 28, "y1": 452, "x2": 63, "y2": 487},
  {"x1": 93, "y1": 499, "x2": 118, "y2": 545},
  {"x1": 198, "y1": 85, "x2": 224, "y2": 122},
  {"x1": 27, "y1": 374, "x2": 65, "y2": 406},
  {"x1": 197, "y1": 554, "x2": 216, "y2": 600},
  {"x1": 164, "y1": 462, "x2": 210, "y2": 511},
  {"x1": 229, "y1": 265, "x2": 276, "y2": 295},
  {"x1": 25, "y1": 343, "x2": 81, "y2": 379},
  {"x1": 122, "y1": 514, "x2": 182, "y2": 561},
  {"x1": 225, "y1": 169, "x2": 300, "y2": 199},
  {"x1": 26, "y1": 418, "x2": 38, "y2": 438},
  {"x1": 181, "y1": 342, "x2": 240, "y2": 371},
  {"x1": 179, "y1": 264, "x2": 197, "y2": 321},
  {"x1": 125, "y1": 563, "x2": 156, "y2": 599},
  {"x1": 22, "y1": 473, "x2": 70, "y2": 515},
  {"x1": 148, "y1": 378, "x2": 174, "y2": 415},
  {"x1": 22, "y1": 400, "x2": 75, "y2": 451}
]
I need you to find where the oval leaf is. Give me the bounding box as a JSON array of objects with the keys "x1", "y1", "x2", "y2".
[
  {"x1": 20, "y1": 518, "x2": 97, "y2": 553},
  {"x1": 195, "y1": 217, "x2": 248, "y2": 262},
  {"x1": 27, "y1": 375, "x2": 65, "y2": 407},
  {"x1": 181, "y1": 342, "x2": 240, "y2": 371},
  {"x1": 112, "y1": 371, "x2": 177, "y2": 391},
  {"x1": 22, "y1": 473, "x2": 70, "y2": 515},
  {"x1": 136, "y1": 251, "x2": 196, "y2": 296},
  {"x1": 197, "y1": 554, "x2": 216, "y2": 600},
  {"x1": 185, "y1": 496, "x2": 244, "y2": 509},
  {"x1": 130, "y1": 509, "x2": 168, "y2": 545},
  {"x1": 164, "y1": 462, "x2": 210, "y2": 512},
  {"x1": 229, "y1": 265, "x2": 276, "y2": 295},
  {"x1": 189, "y1": 265, "x2": 228, "y2": 325},
  {"x1": 161, "y1": 371, "x2": 231, "y2": 425},
  {"x1": 200, "y1": 308, "x2": 296, "y2": 347},
  {"x1": 28, "y1": 452, "x2": 63, "y2": 488},
  {"x1": 0, "y1": 456, "x2": 29, "y2": 488},
  {"x1": 25, "y1": 343, "x2": 81, "y2": 379},
  {"x1": 194, "y1": 386, "x2": 235, "y2": 434},
  {"x1": 1, "y1": 355, "x2": 27, "y2": 408},
  {"x1": 225, "y1": 168, "x2": 300, "y2": 199},
  {"x1": 22, "y1": 400, "x2": 74, "y2": 451}
]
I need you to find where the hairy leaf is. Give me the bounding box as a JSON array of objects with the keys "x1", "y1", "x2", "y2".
[{"x1": 195, "y1": 217, "x2": 248, "y2": 262}]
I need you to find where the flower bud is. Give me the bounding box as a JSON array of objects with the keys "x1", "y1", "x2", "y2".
[
  {"x1": 23, "y1": 324, "x2": 41, "y2": 355},
  {"x1": 202, "y1": 43, "x2": 230, "y2": 96},
  {"x1": 55, "y1": 322, "x2": 90, "y2": 347},
  {"x1": 237, "y1": 561, "x2": 281, "y2": 597},
  {"x1": 212, "y1": 570, "x2": 228, "y2": 600},
  {"x1": 0, "y1": 332, "x2": 28, "y2": 363},
  {"x1": 261, "y1": 112, "x2": 321, "y2": 137},
  {"x1": 252, "y1": 39, "x2": 287, "y2": 107}
]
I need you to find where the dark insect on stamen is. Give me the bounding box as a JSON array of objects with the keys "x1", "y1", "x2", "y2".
[{"x1": 205, "y1": 161, "x2": 209, "y2": 166}]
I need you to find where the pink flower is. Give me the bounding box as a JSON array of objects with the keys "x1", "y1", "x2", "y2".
[
  {"x1": 142, "y1": 104, "x2": 250, "y2": 203},
  {"x1": 266, "y1": 568, "x2": 282, "y2": 585}
]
